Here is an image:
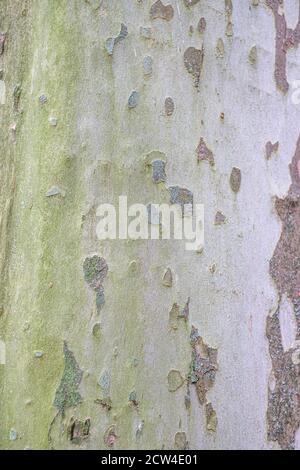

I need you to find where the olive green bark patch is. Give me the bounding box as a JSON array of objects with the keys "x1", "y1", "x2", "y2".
[
  {"x1": 83, "y1": 255, "x2": 108, "y2": 291},
  {"x1": 53, "y1": 342, "x2": 83, "y2": 413}
]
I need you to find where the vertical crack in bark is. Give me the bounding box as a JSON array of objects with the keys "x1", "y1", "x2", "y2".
[
  {"x1": 268, "y1": 135, "x2": 300, "y2": 449},
  {"x1": 267, "y1": 0, "x2": 300, "y2": 93}
]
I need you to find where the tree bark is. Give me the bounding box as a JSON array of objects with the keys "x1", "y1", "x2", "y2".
[{"x1": 0, "y1": 0, "x2": 299, "y2": 450}]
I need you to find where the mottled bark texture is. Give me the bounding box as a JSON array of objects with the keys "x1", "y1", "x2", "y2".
[{"x1": 0, "y1": 0, "x2": 300, "y2": 450}]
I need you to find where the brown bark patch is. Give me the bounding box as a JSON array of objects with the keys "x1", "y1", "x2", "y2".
[
  {"x1": 196, "y1": 137, "x2": 214, "y2": 166},
  {"x1": 230, "y1": 167, "x2": 241, "y2": 193},
  {"x1": 214, "y1": 211, "x2": 226, "y2": 225},
  {"x1": 205, "y1": 402, "x2": 218, "y2": 432},
  {"x1": 189, "y1": 326, "x2": 218, "y2": 405},
  {"x1": 174, "y1": 432, "x2": 189, "y2": 450},
  {"x1": 265, "y1": 141, "x2": 279, "y2": 160},
  {"x1": 184, "y1": 46, "x2": 204, "y2": 89},
  {"x1": 165, "y1": 97, "x2": 175, "y2": 116},
  {"x1": 197, "y1": 17, "x2": 207, "y2": 34},
  {"x1": 68, "y1": 417, "x2": 90, "y2": 445},
  {"x1": 150, "y1": 1, "x2": 174, "y2": 21},
  {"x1": 266, "y1": 311, "x2": 300, "y2": 449},
  {"x1": 267, "y1": 0, "x2": 300, "y2": 93},
  {"x1": 225, "y1": 0, "x2": 233, "y2": 36},
  {"x1": 268, "y1": 135, "x2": 300, "y2": 449},
  {"x1": 0, "y1": 33, "x2": 6, "y2": 55}
]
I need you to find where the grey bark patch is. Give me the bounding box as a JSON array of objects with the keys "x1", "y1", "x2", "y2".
[
  {"x1": 96, "y1": 288, "x2": 105, "y2": 309},
  {"x1": 214, "y1": 211, "x2": 226, "y2": 225},
  {"x1": 34, "y1": 350, "x2": 44, "y2": 358},
  {"x1": 140, "y1": 26, "x2": 153, "y2": 39},
  {"x1": 174, "y1": 431, "x2": 188, "y2": 450},
  {"x1": 39, "y1": 94, "x2": 47, "y2": 105},
  {"x1": 68, "y1": 417, "x2": 90, "y2": 445},
  {"x1": 46, "y1": 186, "x2": 66, "y2": 198},
  {"x1": 169, "y1": 186, "x2": 193, "y2": 210},
  {"x1": 267, "y1": 1, "x2": 300, "y2": 93},
  {"x1": 98, "y1": 369, "x2": 110, "y2": 396},
  {"x1": 136, "y1": 421, "x2": 144, "y2": 438},
  {"x1": 229, "y1": 167, "x2": 241, "y2": 193},
  {"x1": 150, "y1": 0, "x2": 174, "y2": 21},
  {"x1": 265, "y1": 141, "x2": 279, "y2": 160},
  {"x1": 9, "y1": 429, "x2": 17, "y2": 441},
  {"x1": 48, "y1": 116, "x2": 58, "y2": 127},
  {"x1": 184, "y1": 46, "x2": 204, "y2": 89},
  {"x1": 197, "y1": 17, "x2": 206, "y2": 34},
  {"x1": 185, "y1": 388, "x2": 191, "y2": 409},
  {"x1": 53, "y1": 342, "x2": 83, "y2": 413},
  {"x1": 196, "y1": 138, "x2": 214, "y2": 166},
  {"x1": 205, "y1": 403, "x2": 217, "y2": 432},
  {"x1": 165, "y1": 97, "x2": 174, "y2": 116},
  {"x1": 128, "y1": 390, "x2": 139, "y2": 407},
  {"x1": 143, "y1": 56, "x2": 153, "y2": 76},
  {"x1": 105, "y1": 23, "x2": 128, "y2": 56},
  {"x1": 167, "y1": 369, "x2": 184, "y2": 392},
  {"x1": 151, "y1": 160, "x2": 166, "y2": 183},
  {"x1": 162, "y1": 267, "x2": 173, "y2": 287},
  {"x1": 128, "y1": 91, "x2": 139, "y2": 108},
  {"x1": 0, "y1": 33, "x2": 6, "y2": 55},
  {"x1": 184, "y1": 0, "x2": 200, "y2": 6},
  {"x1": 189, "y1": 325, "x2": 218, "y2": 405}
]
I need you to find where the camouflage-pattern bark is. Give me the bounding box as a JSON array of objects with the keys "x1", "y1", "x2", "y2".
[{"x1": 1, "y1": 0, "x2": 300, "y2": 450}]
